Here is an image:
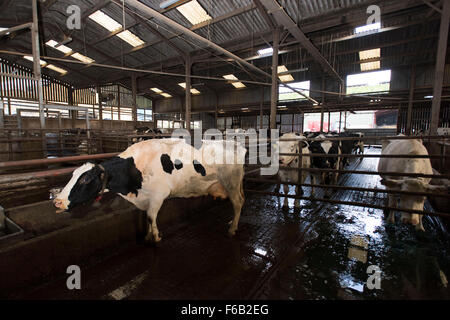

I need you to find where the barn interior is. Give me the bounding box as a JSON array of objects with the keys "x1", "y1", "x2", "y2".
[{"x1": 0, "y1": 0, "x2": 449, "y2": 300}]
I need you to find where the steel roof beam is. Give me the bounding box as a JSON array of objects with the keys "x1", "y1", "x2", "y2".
[{"x1": 259, "y1": 0, "x2": 343, "y2": 84}]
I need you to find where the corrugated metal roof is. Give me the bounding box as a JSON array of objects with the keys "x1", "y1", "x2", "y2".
[{"x1": 0, "y1": 0, "x2": 439, "y2": 89}]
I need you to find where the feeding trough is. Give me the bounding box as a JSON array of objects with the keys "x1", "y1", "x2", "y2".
[{"x1": 0, "y1": 205, "x2": 24, "y2": 242}]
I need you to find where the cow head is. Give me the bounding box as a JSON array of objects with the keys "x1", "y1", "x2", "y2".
[
  {"x1": 53, "y1": 163, "x2": 107, "y2": 212},
  {"x1": 380, "y1": 178, "x2": 448, "y2": 226},
  {"x1": 278, "y1": 133, "x2": 308, "y2": 166}
]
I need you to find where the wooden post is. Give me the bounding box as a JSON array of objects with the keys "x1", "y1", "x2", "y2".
[
  {"x1": 97, "y1": 85, "x2": 103, "y2": 129},
  {"x1": 185, "y1": 54, "x2": 192, "y2": 131},
  {"x1": 260, "y1": 86, "x2": 264, "y2": 130},
  {"x1": 406, "y1": 65, "x2": 416, "y2": 135},
  {"x1": 339, "y1": 111, "x2": 342, "y2": 133},
  {"x1": 320, "y1": 77, "x2": 325, "y2": 132},
  {"x1": 327, "y1": 110, "x2": 331, "y2": 132},
  {"x1": 131, "y1": 74, "x2": 137, "y2": 127},
  {"x1": 31, "y1": 0, "x2": 45, "y2": 129},
  {"x1": 430, "y1": 0, "x2": 450, "y2": 134},
  {"x1": 270, "y1": 28, "x2": 280, "y2": 130}
]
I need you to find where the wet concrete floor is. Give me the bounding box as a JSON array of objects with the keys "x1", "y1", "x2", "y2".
[{"x1": 5, "y1": 148, "x2": 450, "y2": 299}]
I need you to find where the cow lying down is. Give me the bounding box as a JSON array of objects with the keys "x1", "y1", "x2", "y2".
[
  {"x1": 378, "y1": 137, "x2": 447, "y2": 231},
  {"x1": 54, "y1": 138, "x2": 247, "y2": 242}
]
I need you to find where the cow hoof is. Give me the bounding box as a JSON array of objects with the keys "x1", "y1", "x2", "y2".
[{"x1": 228, "y1": 229, "x2": 236, "y2": 237}]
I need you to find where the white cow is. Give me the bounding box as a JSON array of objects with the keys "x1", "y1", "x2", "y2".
[
  {"x1": 54, "y1": 138, "x2": 247, "y2": 242},
  {"x1": 378, "y1": 137, "x2": 446, "y2": 231},
  {"x1": 277, "y1": 133, "x2": 310, "y2": 208}
]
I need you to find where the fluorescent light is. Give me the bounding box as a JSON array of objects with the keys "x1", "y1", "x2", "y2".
[
  {"x1": 71, "y1": 52, "x2": 95, "y2": 64},
  {"x1": 45, "y1": 40, "x2": 73, "y2": 54},
  {"x1": 424, "y1": 95, "x2": 433, "y2": 99},
  {"x1": 89, "y1": 10, "x2": 122, "y2": 32},
  {"x1": 23, "y1": 55, "x2": 47, "y2": 66},
  {"x1": 161, "y1": 93, "x2": 172, "y2": 98},
  {"x1": 257, "y1": 47, "x2": 273, "y2": 56},
  {"x1": 359, "y1": 48, "x2": 380, "y2": 60},
  {"x1": 223, "y1": 74, "x2": 246, "y2": 88},
  {"x1": 361, "y1": 61, "x2": 380, "y2": 71},
  {"x1": 355, "y1": 22, "x2": 381, "y2": 34},
  {"x1": 241, "y1": 107, "x2": 249, "y2": 111},
  {"x1": 178, "y1": 82, "x2": 201, "y2": 94},
  {"x1": 0, "y1": 27, "x2": 10, "y2": 35},
  {"x1": 278, "y1": 105, "x2": 287, "y2": 109},
  {"x1": 176, "y1": 0, "x2": 212, "y2": 25},
  {"x1": 223, "y1": 74, "x2": 238, "y2": 80},
  {"x1": 277, "y1": 65, "x2": 294, "y2": 82},
  {"x1": 89, "y1": 10, "x2": 145, "y2": 47},
  {"x1": 150, "y1": 87, "x2": 163, "y2": 93},
  {"x1": 117, "y1": 30, "x2": 145, "y2": 47},
  {"x1": 46, "y1": 64, "x2": 68, "y2": 75}
]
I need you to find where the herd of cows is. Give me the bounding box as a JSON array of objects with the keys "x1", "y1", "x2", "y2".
[{"x1": 53, "y1": 129, "x2": 448, "y2": 242}]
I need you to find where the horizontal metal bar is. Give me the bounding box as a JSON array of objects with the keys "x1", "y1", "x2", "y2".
[
  {"x1": 244, "y1": 189, "x2": 450, "y2": 219},
  {"x1": 247, "y1": 164, "x2": 450, "y2": 179},
  {"x1": 0, "y1": 167, "x2": 77, "y2": 184},
  {"x1": 278, "y1": 153, "x2": 449, "y2": 159},
  {"x1": 0, "y1": 152, "x2": 119, "y2": 168},
  {"x1": 244, "y1": 177, "x2": 450, "y2": 198},
  {"x1": 276, "y1": 135, "x2": 450, "y2": 142},
  {"x1": 0, "y1": 22, "x2": 32, "y2": 37}
]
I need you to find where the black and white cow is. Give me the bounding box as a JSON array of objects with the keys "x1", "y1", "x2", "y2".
[
  {"x1": 54, "y1": 138, "x2": 247, "y2": 242},
  {"x1": 308, "y1": 134, "x2": 341, "y2": 198},
  {"x1": 277, "y1": 133, "x2": 310, "y2": 208},
  {"x1": 339, "y1": 131, "x2": 364, "y2": 167},
  {"x1": 378, "y1": 137, "x2": 447, "y2": 231}
]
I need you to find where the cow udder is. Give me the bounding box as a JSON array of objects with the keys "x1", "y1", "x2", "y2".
[{"x1": 208, "y1": 182, "x2": 228, "y2": 200}]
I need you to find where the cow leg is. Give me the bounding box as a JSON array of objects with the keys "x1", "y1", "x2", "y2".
[
  {"x1": 145, "y1": 196, "x2": 166, "y2": 242},
  {"x1": 387, "y1": 194, "x2": 397, "y2": 224},
  {"x1": 415, "y1": 215, "x2": 425, "y2": 232},
  {"x1": 294, "y1": 185, "x2": 302, "y2": 208},
  {"x1": 228, "y1": 184, "x2": 245, "y2": 236},
  {"x1": 283, "y1": 183, "x2": 289, "y2": 207}
]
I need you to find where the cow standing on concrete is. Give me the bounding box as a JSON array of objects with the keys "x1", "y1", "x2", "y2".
[
  {"x1": 308, "y1": 134, "x2": 341, "y2": 198},
  {"x1": 378, "y1": 137, "x2": 447, "y2": 231},
  {"x1": 277, "y1": 133, "x2": 310, "y2": 208},
  {"x1": 54, "y1": 138, "x2": 247, "y2": 242},
  {"x1": 339, "y1": 131, "x2": 364, "y2": 167}
]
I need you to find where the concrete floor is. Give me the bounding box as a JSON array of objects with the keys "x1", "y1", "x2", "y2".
[{"x1": 5, "y1": 148, "x2": 450, "y2": 300}]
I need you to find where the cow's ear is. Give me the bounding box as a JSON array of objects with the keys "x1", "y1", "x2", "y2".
[
  {"x1": 301, "y1": 141, "x2": 308, "y2": 149},
  {"x1": 380, "y1": 178, "x2": 403, "y2": 188}
]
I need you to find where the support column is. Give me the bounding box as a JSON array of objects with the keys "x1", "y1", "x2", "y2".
[
  {"x1": 270, "y1": 28, "x2": 280, "y2": 130},
  {"x1": 344, "y1": 110, "x2": 347, "y2": 130},
  {"x1": 214, "y1": 93, "x2": 218, "y2": 128},
  {"x1": 430, "y1": 0, "x2": 450, "y2": 134},
  {"x1": 68, "y1": 87, "x2": 76, "y2": 128},
  {"x1": 406, "y1": 64, "x2": 416, "y2": 135},
  {"x1": 185, "y1": 54, "x2": 192, "y2": 131},
  {"x1": 320, "y1": 77, "x2": 325, "y2": 132},
  {"x1": 339, "y1": 111, "x2": 342, "y2": 133},
  {"x1": 260, "y1": 86, "x2": 264, "y2": 130},
  {"x1": 131, "y1": 74, "x2": 137, "y2": 127},
  {"x1": 327, "y1": 110, "x2": 331, "y2": 132},
  {"x1": 32, "y1": 0, "x2": 45, "y2": 129},
  {"x1": 96, "y1": 85, "x2": 103, "y2": 129}
]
